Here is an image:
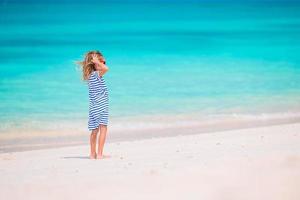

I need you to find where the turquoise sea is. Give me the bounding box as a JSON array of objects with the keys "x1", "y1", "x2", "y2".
[{"x1": 1, "y1": 0, "x2": 300, "y2": 141}]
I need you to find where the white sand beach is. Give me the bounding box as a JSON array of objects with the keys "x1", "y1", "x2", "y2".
[{"x1": 1, "y1": 123, "x2": 300, "y2": 200}]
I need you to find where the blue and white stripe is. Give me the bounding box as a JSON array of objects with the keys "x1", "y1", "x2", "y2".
[{"x1": 88, "y1": 70, "x2": 109, "y2": 130}]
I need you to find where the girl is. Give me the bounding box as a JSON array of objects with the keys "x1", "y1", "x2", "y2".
[{"x1": 77, "y1": 50, "x2": 110, "y2": 159}]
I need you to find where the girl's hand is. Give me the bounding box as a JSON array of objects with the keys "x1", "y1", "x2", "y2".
[
  {"x1": 91, "y1": 54, "x2": 101, "y2": 65},
  {"x1": 91, "y1": 54, "x2": 109, "y2": 76}
]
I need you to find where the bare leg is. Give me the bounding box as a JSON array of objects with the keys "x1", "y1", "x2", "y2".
[
  {"x1": 89, "y1": 127, "x2": 99, "y2": 159},
  {"x1": 97, "y1": 124, "x2": 110, "y2": 159}
]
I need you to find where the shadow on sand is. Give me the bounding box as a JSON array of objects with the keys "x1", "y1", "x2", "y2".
[{"x1": 61, "y1": 156, "x2": 90, "y2": 159}]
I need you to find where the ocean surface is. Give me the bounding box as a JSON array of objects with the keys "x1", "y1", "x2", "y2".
[{"x1": 1, "y1": 0, "x2": 300, "y2": 139}]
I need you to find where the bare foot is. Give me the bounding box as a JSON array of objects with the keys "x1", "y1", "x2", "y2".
[
  {"x1": 96, "y1": 154, "x2": 111, "y2": 159},
  {"x1": 89, "y1": 153, "x2": 97, "y2": 159}
]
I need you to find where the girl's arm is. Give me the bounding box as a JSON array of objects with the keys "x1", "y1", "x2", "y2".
[
  {"x1": 98, "y1": 62, "x2": 109, "y2": 76},
  {"x1": 91, "y1": 54, "x2": 109, "y2": 76}
]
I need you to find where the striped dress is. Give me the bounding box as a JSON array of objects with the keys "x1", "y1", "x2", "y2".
[{"x1": 88, "y1": 70, "x2": 109, "y2": 130}]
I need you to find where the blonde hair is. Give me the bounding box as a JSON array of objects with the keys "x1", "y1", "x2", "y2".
[{"x1": 76, "y1": 50, "x2": 105, "y2": 81}]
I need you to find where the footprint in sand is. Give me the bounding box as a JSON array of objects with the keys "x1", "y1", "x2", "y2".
[
  {"x1": 149, "y1": 169, "x2": 159, "y2": 175},
  {"x1": 1, "y1": 154, "x2": 14, "y2": 161}
]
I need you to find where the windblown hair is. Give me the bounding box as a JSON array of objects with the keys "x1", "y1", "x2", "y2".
[{"x1": 76, "y1": 50, "x2": 104, "y2": 81}]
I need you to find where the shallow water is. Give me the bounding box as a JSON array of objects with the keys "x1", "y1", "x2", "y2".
[{"x1": 0, "y1": 0, "x2": 300, "y2": 136}]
